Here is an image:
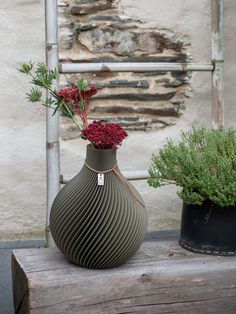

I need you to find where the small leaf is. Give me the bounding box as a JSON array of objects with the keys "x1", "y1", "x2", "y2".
[
  {"x1": 36, "y1": 62, "x2": 48, "y2": 75},
  {"x1": 26, "y1": 87, "x2": 42, "y2": 102},
  {"x1": 52, "y1": 102, "x2": 61, "y2": 116},
  {"x1": 17, "y1": 61, "x2": 33, "y2": 75},
  {"x1": 77, "y1": 79, "x2": 88, "y2": 91}
]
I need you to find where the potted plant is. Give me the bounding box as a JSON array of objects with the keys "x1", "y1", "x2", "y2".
[
  {"x1": 148, "y1": 127, "x2": 236, "y2": 255},
  {"x1": 18, "y1": 62, "x2": 148, "y2": 268}
]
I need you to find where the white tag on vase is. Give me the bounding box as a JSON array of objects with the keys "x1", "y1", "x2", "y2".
[{"x1": 98, "y1": 173, "x2": 104, "y2": 185}]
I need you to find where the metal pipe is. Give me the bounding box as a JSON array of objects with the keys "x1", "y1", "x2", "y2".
[
  {"x1": 45, "y1": 0, "x2": 60, "y2": 248},
  {"x1": 211, "y1": 0, "x2": 224, "y2": 129},
  {"x1": 60, "y1": 170, "x2": 149, "y2": 184},
  {"x1": 60, "y1": 62, "x2": 214, "y2": 74}
]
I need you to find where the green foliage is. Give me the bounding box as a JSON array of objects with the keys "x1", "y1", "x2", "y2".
[
  {"x1": 17, "y1": 61, "x2": 33, "y2": 74},
  {"x1": 17, "y1": 61, "x2": 80, "y2": 126},
  {"x1": 17, "y1": 61, "x2": 59, "y2": 105},
  {"x1": 77, "y1": 79, "x2": 89, "y2": 91},
  {"x1": 26, "y1": 87, "x2": 42, "y2": 102},
  {"x1": 148, "y1": 127, "x2": 236, "y2": 207},
  {"x1": 31, "y1": 62, "x2": 58, "y2": 88}
]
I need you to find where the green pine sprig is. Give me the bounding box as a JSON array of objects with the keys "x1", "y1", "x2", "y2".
[{"x1": 17, "y1": 61, "x2": 83, "y2": 129}]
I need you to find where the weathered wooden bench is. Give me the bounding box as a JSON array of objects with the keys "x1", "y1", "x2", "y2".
[{"x1": 12, "y1": 239, "x2": 236, "y2": 313}]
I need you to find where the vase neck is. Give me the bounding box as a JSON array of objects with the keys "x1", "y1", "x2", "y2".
[{"x1": 85, "y1": 145, "x2": 117, "y2": 171}]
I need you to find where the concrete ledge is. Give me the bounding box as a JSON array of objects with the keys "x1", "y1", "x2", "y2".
[
  {"x1": 0, "y1": 240, "x2": 45, "y2": 250},
  {"x1": 12, "y1": 239, "x2": 236, "y2": 313}
]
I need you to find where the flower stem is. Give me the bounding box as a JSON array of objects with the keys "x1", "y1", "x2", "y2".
[{"x1": 63, "y1": 103, "x2": 83, "y2": 130}]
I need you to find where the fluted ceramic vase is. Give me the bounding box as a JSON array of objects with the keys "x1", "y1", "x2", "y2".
[{"x1": 50, "y1": 144, "x2": 148, "y2": 269}]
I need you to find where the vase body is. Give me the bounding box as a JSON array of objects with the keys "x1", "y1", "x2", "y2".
[
  {"x1": 50, "y1": 145, "x2": 148, "y2": 268},
  {"x1": 179, "y1": 201, "x2": 236, "y2": 255}
]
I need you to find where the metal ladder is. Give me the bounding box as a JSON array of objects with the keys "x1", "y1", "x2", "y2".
[{"x1": 44, "y1": 0, "x2": 224, "y2": 246}]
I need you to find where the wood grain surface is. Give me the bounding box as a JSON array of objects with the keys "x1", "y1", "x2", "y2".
[{"x1": 12, "y1": 240, "x2": 236, "y2": 313}]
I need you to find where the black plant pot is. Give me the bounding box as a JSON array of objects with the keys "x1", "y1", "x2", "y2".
[
  {"x1": 50, "y1": 144, "x2": 148, "y2": 269},
  {"x1": 179, "y1": 202, "x2": 236, "y2": 255}
]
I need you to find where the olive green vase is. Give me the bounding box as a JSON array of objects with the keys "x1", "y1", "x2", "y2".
[{"x1": 50, "y1": 144, "x2": 148, "y2": 269}]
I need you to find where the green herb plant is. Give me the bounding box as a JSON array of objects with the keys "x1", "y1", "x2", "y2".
[{"x1": 148, "y1": 127, "x2": 236, "y2": 207}]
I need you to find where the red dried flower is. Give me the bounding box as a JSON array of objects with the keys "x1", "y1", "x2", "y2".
[
  {"x1": 81, "y1": 85, "x2": 97, "y2": 100},
  {"x1": 79, "y1": 85, "x2": 97, "y2": 127},
  {"x1": 58, "y1": 87, "x2": 79, "y2": 105},
  {"x1": 81, "y1": 121, "x2": 128, "y2": 149},
  {"x1": 58, "y1": 84, "x2": 97, "y2": 128}
]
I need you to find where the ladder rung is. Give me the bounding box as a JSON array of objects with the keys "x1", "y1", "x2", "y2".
[
  {"x1": 60, "y1": 170, "x2": 149, "y2": 184},
  {"x1": 59, "y1": 62, "x2": 214, "y2": 74}
]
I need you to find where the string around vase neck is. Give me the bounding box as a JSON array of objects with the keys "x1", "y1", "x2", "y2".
[{"x1": 84, "y1": 161, "x2": 145, "y2": 207}]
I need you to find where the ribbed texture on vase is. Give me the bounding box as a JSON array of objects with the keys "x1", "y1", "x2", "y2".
[{"x1": 50, "y1": 145, "x2": 148, "y2": 269}]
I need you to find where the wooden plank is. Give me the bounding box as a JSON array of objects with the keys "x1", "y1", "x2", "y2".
[
  {"x1": 59, "y1": 62, "x2": 213, "y2": 74},
  {"x1": 11, "y1": 253, "x2": 29, "y2": 314},
  {"x1": 12, "y1": 240, "x2": 236, "y2": 313},
  {"x1": 211, "y1": 0, "x2": 224, "y2": 129}
]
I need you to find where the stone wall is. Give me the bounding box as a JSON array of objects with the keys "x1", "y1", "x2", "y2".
[{"x1": 59, "y1": 0, "x2": 191, "y2": 139}]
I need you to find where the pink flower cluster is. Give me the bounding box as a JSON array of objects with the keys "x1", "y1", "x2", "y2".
[{"x1": 81, "y1": 121, "x2": 128, "y2": 149}]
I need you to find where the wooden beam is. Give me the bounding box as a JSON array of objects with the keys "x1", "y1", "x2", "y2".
[
  {"x1": 59, "y1": 62, "x2": 213, "y2": 73},
  {"x1": 12, "y1": 240, "x2": 236, "y2": 313},
  {"x1": 211, "y1": 0, "x2": 224, "y2": 129}
]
